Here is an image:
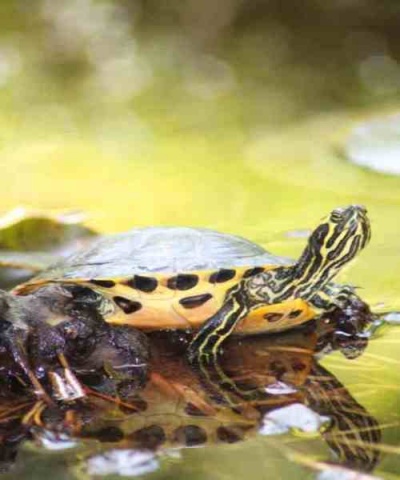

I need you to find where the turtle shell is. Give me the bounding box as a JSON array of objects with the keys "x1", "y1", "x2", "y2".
[
  {"x1": 15, "y1": 227, "x2": 314, "y2": 333},
  {"x1": 27, "y1": 227, "x2": 291, "y2": 277}
]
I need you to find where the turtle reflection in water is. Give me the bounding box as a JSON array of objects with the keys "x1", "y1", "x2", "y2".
[{"x1": 0, "y1": 326, "x2": 381, "y2": 475}]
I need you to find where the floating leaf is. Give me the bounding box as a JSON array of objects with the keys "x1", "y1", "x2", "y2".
[
  {"x1": 0, "y1": 207, "x2": 97, "y2": 252},
  {"x1": 0, "y1": 208, "x2": 98, "y2": 287}
]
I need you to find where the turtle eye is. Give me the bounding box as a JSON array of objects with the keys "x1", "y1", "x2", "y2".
[
  {"x1": 330, "y1": 208, "x2": 345, "y2": 223},
  {"x1": 331, "y1": 205, "x2": 367, "y2": 224}
]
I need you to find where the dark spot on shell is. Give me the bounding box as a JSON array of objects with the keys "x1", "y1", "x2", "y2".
[
  {"x1": 91, "y1": 426, "x2": 124, "y2": 442},
  {"x1": 172, "y1": 425, "x2": 207, "y2": 446},
  {"x1": 179, "y1": 293, "x2": 212, "y2": 309},
  {"x1": 134, "y1": 398, "x2": 148, "y2": 411},
  {"x1": 216, "y1": 426, "x2": 243, "y2": 443},
  {"x1": 269, "y1": 361, "x2": 287, "y2": 378},
  {"x1": 263, "y1": 312, "x2": 283, "y2": 322},
  {"x1": 167, "y1": 274, "x2": 199, "y2": 290},
  {"x1": 231, "y1": 407, "x2": 243, "y2": 415},
  {"x1": 89, "y1": 279, "x2": 116, "y2": 288},
  {"x1": 209, "y1": 269, "x2": 236, "y2": 284},
  {"x1": 185, "y1": 402, "x2": 209, "y2": 416},
  {"x1": 288, "y1": 309, "x2": 303, "y2": 319},
  {"x1": 126, "y1": 275, "x2": 158, "y2": 293},
  {"x1": 291, "y1": 359, "x2": 306, "y2": 372},
  {"x1": 243, "y1": 267, "x2": 265, "y2": 278},
  {"x1": 113, "y1": 296, "x2": 142, "y2": 314},
  {"x1": 131, "y1": 425, "x2": 166, "y2": 449},
  {"x1": 119, "y1": 397, "x2": 147, "y2": 414}
]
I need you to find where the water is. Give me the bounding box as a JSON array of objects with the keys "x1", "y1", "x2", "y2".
[{"x1": 0, "y1": 325, "x2": 391, "y2": 480}]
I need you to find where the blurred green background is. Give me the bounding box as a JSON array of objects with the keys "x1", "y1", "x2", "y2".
[{"x1": 0, "y1": 0, "x2": 400, "y2": 478}]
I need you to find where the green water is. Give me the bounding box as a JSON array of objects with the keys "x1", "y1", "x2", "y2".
[
  {"x1": 2, "y1": 162, "x2": 399, "y2": 479},
  {"x1": 0, "y1": 0, "x2": 400, "y2": 478}
]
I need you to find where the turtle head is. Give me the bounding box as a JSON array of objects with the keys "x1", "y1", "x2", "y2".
[
  {"x1": 293, "y1": 205, "x2": 370, "y2": 298},
  {"x1": 324, "y1": 205, "x2": 370, "y2": 254}
]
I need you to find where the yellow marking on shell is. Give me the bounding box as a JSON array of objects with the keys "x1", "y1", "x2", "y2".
[
  {"x1": 14, "y1": 264, "x2": 277, "y2": 295},
  {"x1": 236, "y1": 299, "x2": 315, "y2": 335},
  {"x1": 13, "y1": 264, "x2": 317, "y2": 335},
  {"x1": 99, "y1": 276, "x2": 232, "y2": 330}
]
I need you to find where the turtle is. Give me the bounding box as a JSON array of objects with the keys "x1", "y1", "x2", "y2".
[{"x1": 0, "y1": 205, "x2": 371, "y2": 399}]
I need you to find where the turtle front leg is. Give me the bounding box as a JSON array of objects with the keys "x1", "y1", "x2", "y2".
[
  {"x1": 187, "y1": 283, "x2": 250, "y2": 364},
  {"x1": 312, "y1": 284, "x2": 373, "y2": 329}
]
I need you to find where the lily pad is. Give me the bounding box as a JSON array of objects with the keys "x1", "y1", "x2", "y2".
[
  {"x1": 0, "y1": 208, "x2": 98, "y2": 287},
  {"x1": 0, "y1": 208, "x2": 97, "y2": 252}
]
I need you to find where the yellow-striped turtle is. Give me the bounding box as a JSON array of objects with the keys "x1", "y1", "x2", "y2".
[
  {"x1": 0, "y1": 205, "x2": 371, "y2": 398},
  {"x1": 18, "y1": 204, "x2": 371, "y2": 347}
]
